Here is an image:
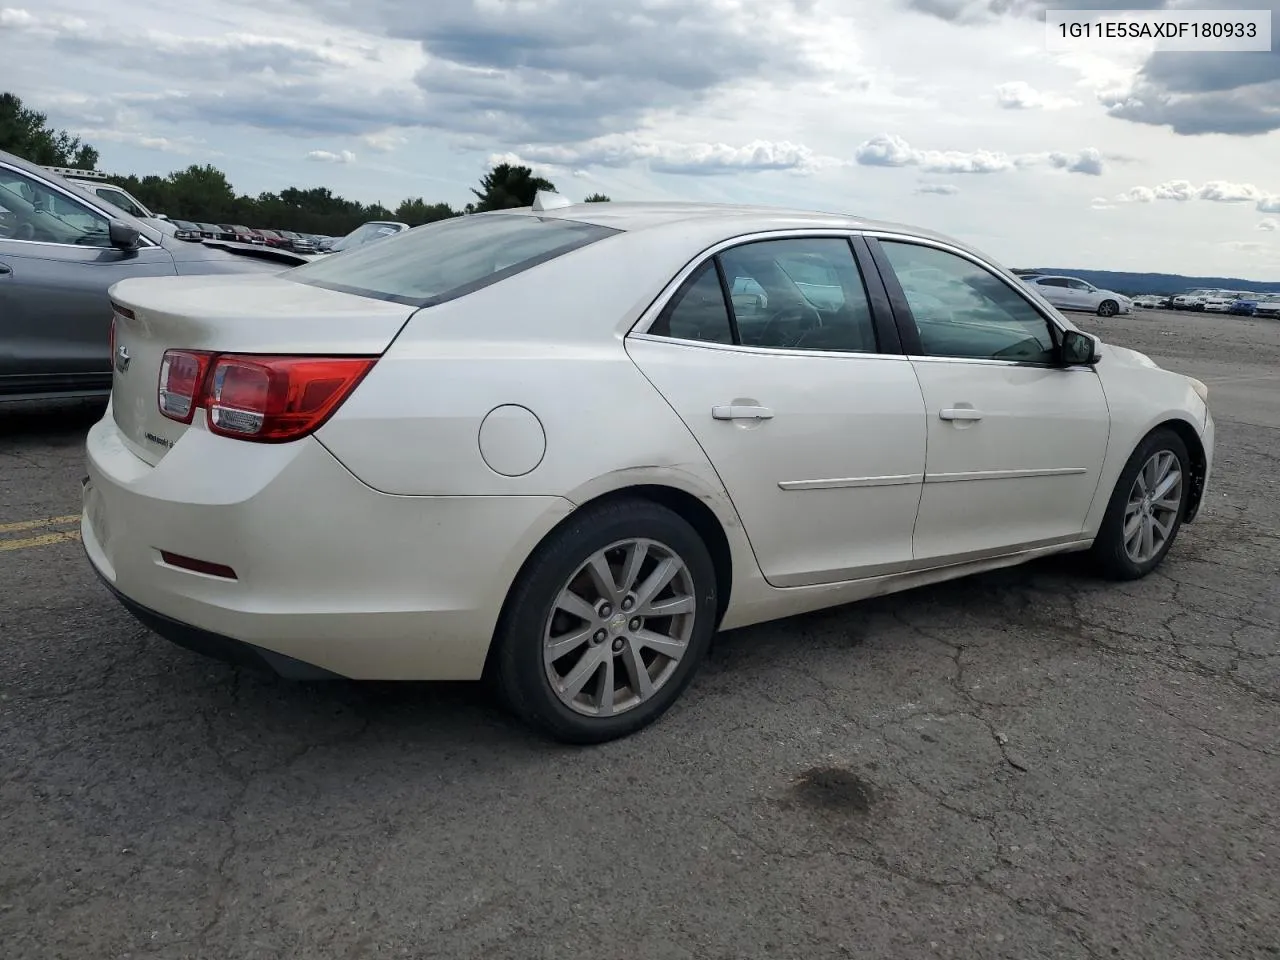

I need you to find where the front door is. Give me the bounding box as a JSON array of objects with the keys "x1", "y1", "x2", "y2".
[
  {"x1": 0, "y1": 162, "x2": 174, "y2": 396},
  {"x1": 627, "y1": 236, "x2": 927, "y2": 587},
  {"x1": 870, "y1": 238, "x2": 1111, "y2": 564}
]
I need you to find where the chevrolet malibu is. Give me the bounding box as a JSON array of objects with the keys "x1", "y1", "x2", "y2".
[{"x1": 83, "y1": 196, "x2": 1215, "y2": 743}]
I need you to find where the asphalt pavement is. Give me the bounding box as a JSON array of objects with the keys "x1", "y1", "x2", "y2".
[{"x1": 2, "y1": 309, "x2": 1278, "y2": 960}]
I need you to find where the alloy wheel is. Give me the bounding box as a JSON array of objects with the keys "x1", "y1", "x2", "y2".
[
  {"x1": 543, "y1": 538, "x2": 697, "y2": 717},
  {"x1": 1122, "y1": 450, "x2": 1183, "y2": 564}
]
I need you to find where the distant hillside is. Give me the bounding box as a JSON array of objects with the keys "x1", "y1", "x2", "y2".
[{"x1": 1014, "y1": 269, "x2": 1280, "y2": 298}]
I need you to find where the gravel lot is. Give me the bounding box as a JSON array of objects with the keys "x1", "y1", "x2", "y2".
[{"x1": 2, "y1": 308, "x2": 1277, "y2": 960}]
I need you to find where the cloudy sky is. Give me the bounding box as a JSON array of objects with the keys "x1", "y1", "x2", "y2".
[{"x1": 2, "y1": 0, "x2": 1277, "y2": 277}]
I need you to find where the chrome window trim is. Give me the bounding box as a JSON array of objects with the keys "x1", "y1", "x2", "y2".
[
  {"x1": 0, "y1": 160, "x2": 158, "y2": 250},
  {"x1": 626, "y1": 331, "x2": 909, "y2": 364}
]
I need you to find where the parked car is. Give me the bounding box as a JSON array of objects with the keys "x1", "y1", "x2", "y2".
[
  {"x1": 0, "y1": 149, "x2": 288, "y2": 403},
  {"x1": 1202, "y1": 295, "x2": 1236, "y2": 313},
  {"x1": 167, "y1": 219, "x2": 205, "y2": 242},
  {"x1": 323, "y1": 220, "x2": 410, "y2": 254},
  {"x1": 253, "y1": 228, "x2": 288, "y2": 248},
  {"x1": 83, "y1": 194, "x2": 1214, "y2": 743},
  {"x1": 1171, "y1": 289, "x2": 1215, "y2": 310},
  {"x1": 1019, "y1": 274, "x2": 1131, "y2": 317},
  {"x1": 1227, "y1": 297, "x2": 1257, "y2": 316},
  {"x1": 45, "y1": 167, "x2": 159, "y2": 221},
  {"x1": 1254, "y1": 297, "x2": 1280, "y2": 319},
  {"x1": 274, "y1": 230, "x2": 317, "y2": 254},
  {"x1": 219, "y1": 224, "x2": 258, "y2": 244}
]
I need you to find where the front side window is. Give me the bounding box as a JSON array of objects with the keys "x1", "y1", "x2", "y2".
[
  {"x1": 0, "y1": 167, "x2": 112, "y2": 247},
  {"x1": 291, "y1": 214, "x2": 619, "y2": 306},
  {"x1": 879, "y1": 241, "x2": 1057, "y2": 364},
  {"x1": 1038, "y1": 277, "x2": 1069, "y2": 288},
  {"x1": 719, "y1": 238, "x2": 878, "y2": 352},
  {"x1": 1067, "y1": 279, "x2": 1093, "y2": 291}
]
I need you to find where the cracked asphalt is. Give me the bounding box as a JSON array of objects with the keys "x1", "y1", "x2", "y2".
[{"x1": 2, "y1": 308, "x2": 1278, "y2": 960}]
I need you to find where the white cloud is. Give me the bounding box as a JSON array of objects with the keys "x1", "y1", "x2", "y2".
[
  {"x1": 305, "y1": 149, "x2": 356, "y2": 163},
  {"x1": 995, "y1": 81, "x2": 1078, "y2": 110},
  {"x1": 72, "y1": 128, "x2": 211, "y2": 156},
  {"x1": 359, "y1": 130, "x2": 409, "y2": 153},
  {"x1": 855, "y1": 134, "x2": 1014, "y2": 173},
  {"x1": 917, "y1": 183, "x2": 960, "y2": 195},
  {"x1": 501, "y1": 135, "x2": 829, "y2": 176},
  {"x1": 1115, "y1": 180, "x2": 1278, "y2": 211},
  {"x1": 1259, "y1": 219, "x2": 1278, "y2": 232},
  {"x1": 855, "y1": 134, "x2": 1103, "y2": 176}
]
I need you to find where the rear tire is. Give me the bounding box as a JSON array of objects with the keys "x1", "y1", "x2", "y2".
[
  {"x1": 1089, "y1": 428, "x2": 1190, "y2": 580},
  {"x1": 491, "y1": 498, "x2": 718, "y2": 744}
]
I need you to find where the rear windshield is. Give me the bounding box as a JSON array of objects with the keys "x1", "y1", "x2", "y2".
[{"x1": 287, "y1": 213, "x2": 621, "y2": 306}]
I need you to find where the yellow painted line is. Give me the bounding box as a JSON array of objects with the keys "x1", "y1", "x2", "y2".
[
  {"x1": 0, "y1": 530, "x2": 83, "y2": 552},
  {"x1": 0, "y1": 515, "x2": 80, "y2": 535}
]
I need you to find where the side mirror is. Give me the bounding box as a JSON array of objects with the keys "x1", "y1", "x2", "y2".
[
  {"x1": 1060, "y1": 329, "x2": 1101, "y2": 366},
  {"x1": 108, "y1": 219, "x2": 141, "y2": 251}
]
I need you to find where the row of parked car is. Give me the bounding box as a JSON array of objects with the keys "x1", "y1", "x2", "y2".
[
  {"x1": 163, "y1": 222, "x2": 331, "y2": 254},
  {"x1": 1158, "y1": 289, "x2": 1280, "y2": 317},
  {"x1": 41, "y1": 166, "x2": 411, "y2": 258},
  {"x1": 1011, "y1": 270, "x2": 1280, "y2": 320}
]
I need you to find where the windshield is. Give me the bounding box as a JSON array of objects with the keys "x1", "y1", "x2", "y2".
[{"x1": 289, "y1": 213, "x2": 620, "y2": 306}]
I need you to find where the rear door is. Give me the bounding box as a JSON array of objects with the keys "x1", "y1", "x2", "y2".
[
  {"x1": 0, "y1": 161, "x2": 175, "y2": 397},
  {"x1": 627, "y1": 234, "x2": 928, "y2": 588}
]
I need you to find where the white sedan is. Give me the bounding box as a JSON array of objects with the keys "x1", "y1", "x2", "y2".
[
  {"x1": 1020, "y1": 274, "x2": 1131, "y2": 317},
  {"x1": 83, "y1": 196, "x2": 1215, "y2": 743}
]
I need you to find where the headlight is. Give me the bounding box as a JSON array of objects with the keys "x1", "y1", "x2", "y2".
[{"x1": 1187, "y1": 377, "x2": 1209, "y2": 404}]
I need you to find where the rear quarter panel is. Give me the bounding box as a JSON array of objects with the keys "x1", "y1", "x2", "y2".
[{"x1": 314, "y1": 225, "x2": 762, "y2": 596}]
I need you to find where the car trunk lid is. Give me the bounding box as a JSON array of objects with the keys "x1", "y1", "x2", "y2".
[{"x1": 108, "y1": 273, "x2": 416, "y2": 465}]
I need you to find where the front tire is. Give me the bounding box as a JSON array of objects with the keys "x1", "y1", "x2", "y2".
[
  {"x1": 1097, "y1": 299, "x2": 1119, "y2": 318},
  {"x1": 491, "y1": 498, "x2": 718, "y2": 744},
  {"x1": 1089, "y1": 428, "x2": 1190, "y2": 580}
]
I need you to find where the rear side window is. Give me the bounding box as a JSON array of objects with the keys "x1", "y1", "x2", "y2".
[
  {"x1": 648, "y1": 262, "x2": 735, "y2": 344},
  {"x1": 289, "y1": 214, "x2": 621, "y2": 306}
]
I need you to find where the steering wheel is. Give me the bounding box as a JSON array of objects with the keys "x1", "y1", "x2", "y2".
[{"x1": 758, "y1": 302, "x2": 822, "y2": 349}]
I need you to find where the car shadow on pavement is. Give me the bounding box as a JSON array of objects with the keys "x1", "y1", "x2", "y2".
[
  {"x1": 0, "y1": 398, "x2": 106, "y2": 439},
  {"x1": 108, "y1": 551, "x2": 1095, "y2": 764}
]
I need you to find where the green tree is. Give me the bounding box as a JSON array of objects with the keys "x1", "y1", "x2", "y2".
[
  {"x1": 471, "y1": 162, "x2": 555, "y2": 212},
  {"x1": 0, "y1": 92, "x2": 98, "y2": 169},
  {"x1": 584, "y1": 193, "x2": 611, "y2": 202},
  {"x1": 163, "y1": 164, "x2": 238, "y2": 221},
  {"x1": 394, "y1": 197, "x2": 459, "y2": 226}
]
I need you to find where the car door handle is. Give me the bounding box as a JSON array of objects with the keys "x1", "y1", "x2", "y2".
[
  {"x1": 939, "y1": 407, "x2": 983, "y2": 421},
  {"x1": 712, "y1": 404, "x2": 774, "y2": 421},
  {"x1": 0, "y1": 263, "x2": 11, "y2": 275}
]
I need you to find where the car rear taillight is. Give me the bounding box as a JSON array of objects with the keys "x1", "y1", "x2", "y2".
[
  {"x1": 206, "y1": 356, "x2": 375, "y2": 442},
  {"x1": 159, "y1": 350, "x2": 214, "y2": 423},
  {"x1": 154, "y1": 353, "x2": 375, "y2": 442}
]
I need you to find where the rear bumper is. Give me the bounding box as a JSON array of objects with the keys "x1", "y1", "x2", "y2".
[
  {"x1": 82, "y1": 410, "x2": 575, "y2": 680},
  {"x1": 90, "y1": 556, "x2": 344, "y2": 679}
]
